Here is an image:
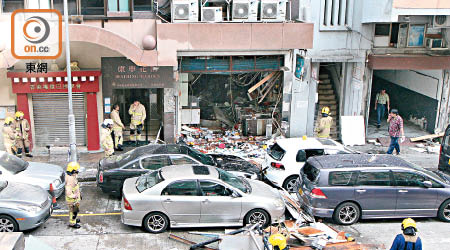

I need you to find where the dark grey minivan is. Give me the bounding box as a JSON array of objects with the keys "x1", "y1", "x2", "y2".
[{"x1": 297, "y1": 154, "x2": 450, "y2": 225}]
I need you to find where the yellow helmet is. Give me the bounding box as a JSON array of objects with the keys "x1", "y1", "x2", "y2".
[
  {"x1": 401, "y1": 218, "x2": 417, "y2": 230},
  {"x1": 4, "y1": 117, "x2": 14, "y2": 125},
  {"x1": 15, "y1": 111, "x2": 24, "y2": 118},
  {"x1": 268, "y1": 233, "x2": 287, "y2": 250},
  {"x1": 67, "y1": 162, "x2": 80, "y2": 172},
  {"x1": 321, "y1": 106, "x2": 330, "y2": 115}
]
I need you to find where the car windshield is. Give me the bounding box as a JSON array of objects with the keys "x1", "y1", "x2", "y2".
[
  {"x1": 268, "y1": 143, "x2": 286, "y2": 161},
  {"x1": 186, "y1": 147, "x2": 215, "y2": 166},
  {"x1": 409, "y1": 163, "x2": 449, "y2": 184},
  {"x1": 136, "y1": 171, "x2": 163, "y2": 192},
  {"x1": 0, "y1": 180, "x2": 7, "y2": 191},
  {"x1": 217, "y1": 168, "x2": 249, "y2": 193},
  {"x1": 0, "y1": 152, "x2": 28, "y2": 174}
]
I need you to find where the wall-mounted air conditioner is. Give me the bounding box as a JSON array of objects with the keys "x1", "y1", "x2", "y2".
[
  {"x1": 171, "y1": 0, "x2": 199, "y2": 23},
  {"x1": 232, "y1": 0, "x2": 258, "y2": 22},
  {"x1": 201, "y1": 6, "x2": 223, "y2": 22},
  {"x1": 433, "y1": 15, "x2": 450, "y2": 28},
  {"x1": 426, "y1": 38, "x2": 444, "y2": 49},
  {"x1": 260, "y1": 0, "x2": 286, "y2": 22}
]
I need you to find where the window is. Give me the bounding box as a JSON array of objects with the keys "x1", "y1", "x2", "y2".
[
  {"x1": 296, "y1": 150, "x2": 306, "y2": 162},
  {"x1": 393, "y1": 172, "x2": 442, "y2": 188},
  {"x1": 218, "y1": 168, "x2": 248, "y2": 193},
  {"x1": 28, "y1": 0, "x2": 50, "y2": 8},
  {"x1": 123, "y1": 161, "x2": 140, "y2": 169},
  {"x1": 329, "y1": 171, "x2": 354, "y2": 186},
  {"x1": 136, "y1": 171, "x2": 163, "y2": 192},
  {"x1": 170, "y1": 155, "x2": 197, "y2": 165},
  {"x1": 356, "y1": 171, "x2": 391, "y2": 186},
  {"x1": 81, "y1": 0, "x2": 104, "y2": 15},
  {"x1": 199, "y1": 181, "x2": 232, "y2": 196},
  {"x1": 186, "y1": 146, "x2": 215, "y2": 166},
  {"x1": 305, "y1": 149, "x2": 324, "y2": 159},
  {"x1": 140, "y1": 155, "x2": 170, "y2": 170},
  {"x1": 53, "y1": 0, "x2": 77, "y2": 15},
  {"x1": 301, "y1": 162, "x2": 320, "y2": 183},
  {"x1": 375, "y1": 24, "x2": 391, "y2": 36},
  {"x1": 2, "y1": 0, "x2": 24, "y2": 12},
  {"x1": 134, "y1": 0, "x2": 152, "y2": 11},
  {"x1": 161, "y1": 180, "x2": 199, "y2": 196},
  {"x1": 320, "y1": 0, "x2": 352, "y2": 31},
  {"x1": 108, "y1": 0, "x2": 129, "y2": 12},
  {"x1": 268, "y1": 143, "x2": 285, "y2": 161}
]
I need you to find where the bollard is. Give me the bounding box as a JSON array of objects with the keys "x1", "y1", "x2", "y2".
[{"x1": 49, "y1": 183, "x2": 60, "y2": 210}]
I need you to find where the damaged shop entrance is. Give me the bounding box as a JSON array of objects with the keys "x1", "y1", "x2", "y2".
[{"x1": 179, "y1": 56, "x2": 285, "y2": 142}]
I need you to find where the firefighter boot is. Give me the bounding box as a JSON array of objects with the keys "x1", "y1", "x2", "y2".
[
  {"x1": 25, "y1": 147, "x2": 33, "y2": 157},
  {"x1": 16, "y1": 148, "x2": 23, "y2": 158}
]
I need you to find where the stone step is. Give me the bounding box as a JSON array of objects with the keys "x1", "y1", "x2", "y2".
[
  {"x1": 319, "y1": 95, "x2": 336, "y2": 101},
  {"x1": 318, "y1": 104, "x2": 337, "y2": 110},
  {"x1": 319, "y1": 79, "x2": 331, "y2": 84},
  {"x1": 318, "y1": 84, "x2": 333, "y2": 90},
  {"x1": 319, "y1": 100, "x2": 337, "y2": 105},
  {"x1": 318, "y1": 89, "x2": 334, "y2": 95},
  {"x1": 319, "y1": 74, "x2": 329, "y2": 79}
]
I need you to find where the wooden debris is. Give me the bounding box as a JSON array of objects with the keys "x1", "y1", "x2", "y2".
[
  {"x1": 297, "y1": 227, "x2": 325, "y2": 236},
  {"x1": 247, "y1": 72, "x2": 276, "y2": 94},
  {"x1": 410, "y1": 132, "x2": 444, "y2": 142},
  {"x1": 168, "y1": 234, "x2": 218, "y2": 250}
]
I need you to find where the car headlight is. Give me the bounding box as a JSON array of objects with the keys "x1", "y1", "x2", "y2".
[
  {"x1": 16, "y1": 205, "x2": 41, "y2": 213},
  {"x1": 273, "y1": 199, "x2": 284, "y2": 208},
  {"x1": 52, "y1": 179, "x2": 62, "y2": 188}
]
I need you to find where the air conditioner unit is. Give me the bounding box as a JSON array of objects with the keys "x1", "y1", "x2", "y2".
[
  {"x1": 232, "y1": 0, "x2": 258, "y2": 22},
  {"x1": 171, "y1": 0, "x2": 199, "y2": 23},
  {"x1": 261, "y1": 0, "x2": 286, "y2": 22},
  {"x1": 433, "y1": 15, "x2": 450, "y2": 28},
  {"x1": 201, "y1": 6, "x2": 223, "y2": 22},
  {"x1": 426, "y1": 38, "x2": 444, "y2": 49}
]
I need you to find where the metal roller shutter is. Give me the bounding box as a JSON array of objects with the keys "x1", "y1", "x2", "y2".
[{"x1": 32, "y1": 93, "x2": 86, "y2": 147}]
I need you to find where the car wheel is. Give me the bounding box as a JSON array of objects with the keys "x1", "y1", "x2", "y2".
[
  {"x1": 438, "y1": 199, "x2": 450, "y2": 222},
  {"x1": 0, "y1": 215, "x2": 19, "y2": 232},
  {"x1": 333, "y1": 202, "x2": 360, "y2": 225},
  {"x1": 283, "y1": 176, "x2": 299, "y2": 193},
  {"x1": 143, "y1": 212, "x2": 169, "y2": 234},
  {"x1": 245, "y1": 209, "x2": 270, "y2": 228}
]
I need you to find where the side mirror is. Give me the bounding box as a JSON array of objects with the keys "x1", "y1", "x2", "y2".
[
  {"x1": 423, "y1": 180, "x2": 432, "y2": 188},
  {"x1": 296, "y1": 151, "x2": 306, "y2": 162}
]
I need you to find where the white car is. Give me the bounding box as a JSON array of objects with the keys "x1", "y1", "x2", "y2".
[{"x1": 262, "y1": 138, "x2": 353, "y2": 192}]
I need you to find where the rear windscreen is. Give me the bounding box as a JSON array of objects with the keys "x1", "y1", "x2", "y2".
[
  {"x1": 301, "y1": 162, "x2": 320, "y2": 183},
  {"x1": 268, "y1": 143, "x2": 286, "y2": 161}
]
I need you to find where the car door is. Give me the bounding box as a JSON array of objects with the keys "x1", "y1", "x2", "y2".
[
  {"x1": 140, "y1": 155, "x2": 171, "y2": 171},
  {"x1": 169, "y1": 155, "x2": 200, "y2": 165},
  {"x1": 439, "y1": 127, "x2": 450, "y2": 171},
  {"x1": 393, "y1": 170, "x2": 439, "y2": 217},
  {"x1": 160, "y1": 180, "x2": 202, "y2": 224},
  {"x1": 108, "y1": 160, "x2": 145, "y2": 190},
  {"x1": 354, "y1": 170, "x2": 397, "y2": 218},
  {"x1": 198, "y1": 180, "x2": 242, "y2": 223}
]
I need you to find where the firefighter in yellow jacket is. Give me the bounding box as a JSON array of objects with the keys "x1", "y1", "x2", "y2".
[
  {"x1": 110, "y1": 104, "x2": 125, "y2": 151},
  {"x1": 316, "y1": 107, "x2": 333, "y2": 138},
  {"x1": 13, "y1": 111, "x2": 32, "y2": 157},
  {"x1": 65, "y1": 162, "x2": 81, "y2": 229},
  {"x1": 3, "y1": 117, "x2": 16, "y2": 155},
  {"x1": 128, "y1": 100, "x2": 146, "y2": 144},
  {"x1": 100, "y1": 119, "x2": 114, "y2": 157}
]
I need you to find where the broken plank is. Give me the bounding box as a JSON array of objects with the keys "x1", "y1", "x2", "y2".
[
  {"x1": 248, "y1": 72, "x2": 276, "y2": 94},
  {"x1": 410, "y1": 132, "x2": 444, "y2": 142},
  {"x1": 168, "y1": 234, "x2": 218, "y2": 250}
]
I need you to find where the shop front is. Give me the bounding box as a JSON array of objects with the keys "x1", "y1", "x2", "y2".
[
  {"x1": 6, "y1": 70, "x2": 101, "y2": 151},
  {"x1": 101, "y1": 57, "x2": 175, "y2": 143}
]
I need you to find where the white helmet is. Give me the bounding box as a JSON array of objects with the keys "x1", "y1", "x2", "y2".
[{"x1": 103, "y1": 119, "x2": 114, "y2": 126}]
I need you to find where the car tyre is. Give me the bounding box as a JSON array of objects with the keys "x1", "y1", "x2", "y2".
[
  {"x1": 283, "y1": 175, "x2": 299, "y2": 193},
  {"x1": 245, "y1": 209, "x2": 270, "y2": 228},
  {"x1": 143, "y1": 212, "x2": 169, "y2": 234},
  {"x1": 333, "y1": 202, "x2": 360, "y2": 225},
  {"x1": 0, "y1": 215, "x2": 19, "y2": 232},
  {"x1": 438, "y1": 199, "x2": 450, "y2": 222}
]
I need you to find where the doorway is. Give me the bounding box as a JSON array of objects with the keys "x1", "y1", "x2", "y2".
[{"x1": 111, "y1": 88, "x2": 163, "y2": 144}]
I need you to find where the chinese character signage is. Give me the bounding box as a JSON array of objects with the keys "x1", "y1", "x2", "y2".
[{"x1": 101, "y1": 57, "x2": 174, "y2": 89}]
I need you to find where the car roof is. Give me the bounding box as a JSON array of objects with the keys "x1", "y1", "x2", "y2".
[
  {"x1": 276, "y1": 137, "x2": 343, "y2": 150},
  {"x1": 160, "y1": 165, "x2": 219, "y2": 180},
  {"x1": 129, "y1": 144, "x2": 186, "y2": 158},
  {"x1": 308, "y1": 154, "x2": 412, "y2": 169}
]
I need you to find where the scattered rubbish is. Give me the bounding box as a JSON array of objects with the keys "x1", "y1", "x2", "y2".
[
  {"x1": 168, "y1": 234, "x2": 218, "y2": 250},
  {"x1": 410, "y1": 132, "x2": 444, "y2": 142},
  {"x1": 426, "y1": 145, "x2": 441, "y2": 154},
  {"x1": 410, "y1": 147, "x2": 427, "y2": 153}
]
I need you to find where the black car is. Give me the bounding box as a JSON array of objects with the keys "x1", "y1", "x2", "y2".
[{"x1": 97, "y1": 144, "x2": 262, "y2": 196}]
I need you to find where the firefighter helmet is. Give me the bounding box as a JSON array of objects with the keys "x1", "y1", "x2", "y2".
[
  {"x1": 321, "y1": 107, "x2": 330, "y2": 115},
  {"x1": 4, "y1": 117, "x2": 14, "y2": 125},
  {"x1": 67, "y1": 162, "x2": 80, "y2": 172}
]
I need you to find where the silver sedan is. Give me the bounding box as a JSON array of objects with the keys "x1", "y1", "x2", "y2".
[
  {"x1": 0, "y1": 151, "x2": 65, "y2": 198},
  {"x1": 121, "y1": 165, "x2": 285, "y2": 233},
  {"x1": 0, "y1": 180, "x2": 52, "y2": 232}
]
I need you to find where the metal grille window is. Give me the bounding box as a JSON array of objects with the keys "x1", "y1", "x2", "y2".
[
  {"x1": 32, "y1": 93, "x2": 86, "y2": 147},
  {"x1": 320, "y1": 0, "x2": 353, "y2": 31}
]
